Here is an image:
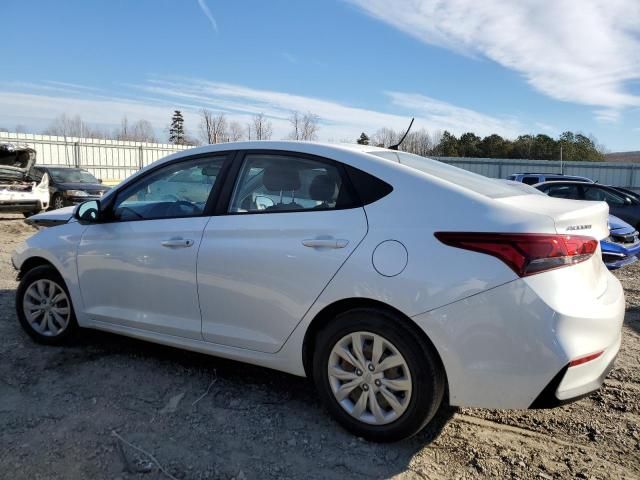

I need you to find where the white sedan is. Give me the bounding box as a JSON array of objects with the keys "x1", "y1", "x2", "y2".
[{"x1": 12, "y1": 142, "x2": 624, "y2": 441}]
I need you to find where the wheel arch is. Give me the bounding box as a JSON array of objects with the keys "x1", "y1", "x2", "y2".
[
  {"x1": 302, "y1": 297, "x2": 449, "y2": 399},
  {"x1": 17, "y1": 256, "x2": 58, "y2": 280}
]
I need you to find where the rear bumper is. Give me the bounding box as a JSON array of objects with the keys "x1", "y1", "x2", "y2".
[
  {"x1": 530, "y1": 334, "x2": 620, "y2": 408},
  {"x1": 412, "y1": 263, "x2": 625, "y2": 409},
  {"x1": 0, "y1": 199, "x2": 45, "y2": 213}
]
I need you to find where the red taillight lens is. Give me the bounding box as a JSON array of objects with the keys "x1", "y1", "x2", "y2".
[
  {"x1": 568, "y1": 350, "x2": 603, "y2": 367},
  {"x1": 434, "y1": 232, "x2": 598, "y2": 277}
]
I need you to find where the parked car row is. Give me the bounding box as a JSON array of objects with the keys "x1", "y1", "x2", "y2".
[
  {"x1": 507, "y1": 172, "x2": 640, "y2": 270},
  {"x1": 0, "y1": 143, "x2": 110, "y2": 216}
]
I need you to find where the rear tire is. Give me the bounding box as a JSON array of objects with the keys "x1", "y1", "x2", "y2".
[
  {"x1": 312, "y1": 308, "x2": 445, "y2": 442},
  {"x1": 16, "y1": 265, "x2": 78, "y2": 345}
]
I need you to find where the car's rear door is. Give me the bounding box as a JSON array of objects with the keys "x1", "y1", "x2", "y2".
[
  {"x1": 76, "y1": 154, "x2": 229, "y2": 339},
  {"x1": 197, "y1": 150, "x2": 368, "y2": 353}
]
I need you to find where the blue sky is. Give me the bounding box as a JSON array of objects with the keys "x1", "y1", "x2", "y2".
[{"x1": 2, "y1": 0, "x2": 639, "y2": 151}]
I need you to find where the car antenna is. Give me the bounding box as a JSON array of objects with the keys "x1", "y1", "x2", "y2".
[{"x1": 389, "y1": 118, "x2": 414, "y2": 151}]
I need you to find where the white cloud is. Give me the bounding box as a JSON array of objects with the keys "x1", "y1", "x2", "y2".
[
  {"x1": 349, "y1": 0, "x2": 640, "y2": 119},
  {"x1": 0, "y1": 78, "x2": 522, "y2": 141},
  {"x1": 197, "y1": 0, "x2": 218, "y2": 32}
]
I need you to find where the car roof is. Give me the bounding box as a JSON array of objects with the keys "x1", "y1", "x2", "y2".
[{"x1": 534, "y1": 180, "x2": 610, "y2": 188}]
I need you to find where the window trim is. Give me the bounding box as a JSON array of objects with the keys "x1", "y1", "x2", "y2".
[
  {"x1": 217, "y1": 149, "x2": 361, "y2": 216},
  {"x1": 100, "y1": 152, "x2": 234, "y2": 223}
]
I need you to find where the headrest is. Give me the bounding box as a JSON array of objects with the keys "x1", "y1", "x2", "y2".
[
  {"x1": 309, "y1": 174, "x2": 335, "y2": 202},
  {"x1": 263, "y1": 165, "x2": 301, "y2": 191}
]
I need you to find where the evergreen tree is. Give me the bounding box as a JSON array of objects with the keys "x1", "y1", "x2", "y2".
[
  {"x1": 169, "y1": 110, "x2": 185, "y2": 145},
  {"x1": 357, "y1": 132, "x2": 370, "y2": 145}
]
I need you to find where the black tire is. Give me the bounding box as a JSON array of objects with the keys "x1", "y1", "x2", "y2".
[
  {"x1": 312, "y1": 308, "x2": 445, "y2": 442},
  {"x1": 16, "y1": 265, "x2": 78, "y2": 345},
  {"x1": 51, "y1": 193, "x2": 65, "y2": 211}
]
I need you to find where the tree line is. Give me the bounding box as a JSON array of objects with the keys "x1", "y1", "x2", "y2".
[
  {"x1": 3, "y1": 110, "x2": 605, "y2": 161},
  {"x1": 357, "y1": 129, "x2": 605, "y2": 161}
]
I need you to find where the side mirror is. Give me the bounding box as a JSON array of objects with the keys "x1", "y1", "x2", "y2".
[
  {"x1": 74, "y1": 200, "x2": 101, "y2": 223},
  {"x1": 98, "y1": 178, "x2": 103, "y2": 184}
]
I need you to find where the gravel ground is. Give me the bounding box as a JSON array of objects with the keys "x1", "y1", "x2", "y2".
[{"x1": 0, "y1": 214, "x2": 638, "y2": 480}]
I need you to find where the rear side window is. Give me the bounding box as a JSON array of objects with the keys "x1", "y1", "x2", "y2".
[
  {"x1": 229, "y1": 154, "x2": 357, "y2": 213},
  {"x1": 344, "y1": 165, "x2": 393, "y2": 205}
]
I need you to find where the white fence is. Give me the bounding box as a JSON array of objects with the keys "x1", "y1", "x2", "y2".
[
  {"x1": 2, "y1": 132, "x2": 640, "y2": 190},
  {"x1": 435, "y1": 157, "x2": 640, "y2": 191},
  {"x1": 0, "y1": 132, "x2": 189, "y2": 184}
]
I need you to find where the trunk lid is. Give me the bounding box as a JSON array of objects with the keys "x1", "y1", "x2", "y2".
[{"x1": 496, "y1": 194, "x2": 609, "y2": 240}]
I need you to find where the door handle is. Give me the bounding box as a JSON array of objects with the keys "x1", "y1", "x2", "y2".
[
  {"x1": 302, "y1": 238, "x2": 349, "y2": 249},
  {"x1": 161, "y1": 238, "x2": 194, "y2": 248}
]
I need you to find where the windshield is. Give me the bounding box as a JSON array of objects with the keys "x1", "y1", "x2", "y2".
[
  {"x1": 48, "y1": 168, "x2": 99, "y2": 184},
  {"x1": 369, "y1": 151, "x2": 526, "y2": 199}
]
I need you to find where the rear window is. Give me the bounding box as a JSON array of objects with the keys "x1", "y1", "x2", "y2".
[{"x1": 369, "y1": 151, "x2": 526, "y2": 199}]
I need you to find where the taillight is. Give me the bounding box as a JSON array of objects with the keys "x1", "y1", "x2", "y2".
[{"x1": 434, "y1": 232, "x2": 598, "y2": 277}]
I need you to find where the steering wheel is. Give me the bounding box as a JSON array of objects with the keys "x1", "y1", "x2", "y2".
[
  {"x1": 117, "y1": 206, "x2": 145, "y2": 220},
  {"x1": 173, "y1": 200, "x2": 200, "y2": 214}
]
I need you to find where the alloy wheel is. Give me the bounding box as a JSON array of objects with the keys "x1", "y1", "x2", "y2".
[
  {"x1": 22, "y1": 279, "x2": 71, "y2": 337},
  {"x1": 327, "y1": 331, "x2": 412, "y2": 425},
  {"x1": 54, "y1": 196, "x2": 64, "y2": 209}
]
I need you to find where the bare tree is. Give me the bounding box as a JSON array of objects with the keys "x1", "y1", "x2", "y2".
[
  {"x1": 114, "y1": 116, "x2": 157, "y2": 142},
  {"x1": 300, "y1": 112, "x2": 319, "y2": 140},
  {"x1": 200, "y1": 109, "x2": 228, "y2": 144},
  {"x1": 288, "y1": 111, "x2": 319, "y2": 140},
  {"x1": 372, "y1": 127, "x2": 399, "y2": 148},
  {"x1": 43, "y1": 114, "x2": 105, "y2": 139},
  {"x1": 288, "y1": 111, "x2": 302, "y2": 140},
  {"x1": 228, "y1": 121, "x2": 244, "y2": 141},
  {"x1": 251, "y1": 113, "x2": 273, "y2": 140},
  {"x1": 131, "y1": 120, "x2": 157, "y2": 143},
  {"x1": 14, "y1": 125, "x2": 27, "y2": 134},
  {"x1": 402, "y1": 129, "x2": 432, "y2": 156}
]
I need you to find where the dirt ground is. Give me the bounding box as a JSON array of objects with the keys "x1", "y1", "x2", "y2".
[{"x1": 0, "y1": 214, "x2": 638, "y2": 480}]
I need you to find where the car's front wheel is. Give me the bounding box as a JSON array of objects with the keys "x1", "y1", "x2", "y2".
[
  {"x1": 51, "y1": 193, "x2": 65, "y2": 210},
  {"x1": 16, "y1": 265, "x2": 78, "y2": 345},
  {"x1": 312, "y1": 308, "x2": 445, "y2": 442}
]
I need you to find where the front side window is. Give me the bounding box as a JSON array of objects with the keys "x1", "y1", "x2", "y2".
[
  {"x1": 229, "y1": 154, "x2": 353, "y2": 213},
  {"x1": 583, "y1": 186, "x2": 625, "y2": 206},
  {"x1": 112, "y1": 156, "x2": 225, "y2": 221}
]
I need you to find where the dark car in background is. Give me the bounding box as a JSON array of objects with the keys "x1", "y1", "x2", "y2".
[
  {"x1": 535, "y1": 181, "x2": 640, "y2": 230},
  {"x1": 507, "y1": 172, "x2": 593, "y2": 185},
  {"x1": 28, "y1": 166, "x2": 110, "y2": 210}
]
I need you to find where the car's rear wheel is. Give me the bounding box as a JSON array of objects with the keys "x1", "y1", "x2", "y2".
[
  {"x1": 16, "y1": 265, "x2": 78, "y2": 345},
  {"x1": 312, "y1": 308, "x2": 445, "y2": 442}
]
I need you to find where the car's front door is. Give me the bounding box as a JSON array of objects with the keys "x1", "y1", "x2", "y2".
[
  {"x1": 77, "y1": 154, "x2": 228, "y2": 339},
  {"x1": 197, "y1": 151, "x2": 368, "y2": 353}
]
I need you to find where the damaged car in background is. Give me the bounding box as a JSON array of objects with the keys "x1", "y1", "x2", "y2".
[{"x1": 0, "y1": 144, "x2": 49, "y2": 217}]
